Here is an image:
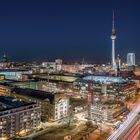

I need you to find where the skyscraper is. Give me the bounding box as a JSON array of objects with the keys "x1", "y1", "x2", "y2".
[
  {"x1": 110, "y1": 11, "x2": 116, "y2": 69},
  {"x1": 127, "y1": 53, "x2": 135, "y2": 66}
]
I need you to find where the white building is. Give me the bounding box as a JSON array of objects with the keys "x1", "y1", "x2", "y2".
[
  {"x1": 42, "y1": 59, "x2": 62, "y2": 73},
  {"x1": 54, "y1": 96, "x2": 69, "y2": 120},
  {"x1": 90, "y1": 105, "x2": 113, "y2": 122},
  {"x1": 90, "y1": 104, "x2": 127, "y2": 123},
  {"x1": 127, "y1": 53, "x2": 135, "y2": 66}
]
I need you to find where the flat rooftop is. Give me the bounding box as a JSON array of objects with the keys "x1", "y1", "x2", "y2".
[
  {"x1": 12, "y1": 88, "x2": 60, "y2": 104},
  {"x1": 0, "y1": 96, "x2": 33, "y2": 111}
]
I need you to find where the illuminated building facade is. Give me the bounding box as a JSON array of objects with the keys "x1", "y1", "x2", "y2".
[
  {"x1": 37, "y1": 74, "x2": 77, "y2": 82},
  {"x1": 0, "y1": 96, "x2": 41, "y2": 139},
  {"x1": 11, "y1": 79, "x2": 73, "y2": 94},
  {"x1": 62, "y1": 64, "x2": 81, "y2": 73},
  {"x1": 73, "y1": 76, "x2": 137, "y2": 123},
  {"x1": 127, "y1": 53, "x2": 135, "y2": 66},
  {"x1": 11, "y1": 88, "x2": 69, "y2": 122},
  {"x1": 0, "y1": 69, "x2": 32, "y2": 81},
  {"x1": 42, "y1": 59, "x2": 63, "y2": 73},
  {"x1": 90, "y1": 104, "x2": 127, "y2": 122},
  {"x1": 0, "y1": 84, "x2": 11, "y2": 95},
  {"x1": 74, "y1": 76, "x2": 137, "y2": 97}
]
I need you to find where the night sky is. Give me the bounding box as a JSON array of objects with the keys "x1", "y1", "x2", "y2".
[{"x1": 0, "y1": 0, "x2": 140, "y2": 63}]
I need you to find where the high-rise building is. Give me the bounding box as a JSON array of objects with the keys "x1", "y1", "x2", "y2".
[
  {"x1": 110, "y1": 11, "x2": 116, "y2": 69},
  {"x1": 127, "y1": 53, "x2": 135, "y2": 66}
]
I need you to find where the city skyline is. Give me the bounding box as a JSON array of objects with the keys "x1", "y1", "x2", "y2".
[
  {"x1": 0, "y1": 0, "x2": 139, "y2": 63},
  {"x1": 0, "y1": 1, "x2": 140, "y2": 140}
]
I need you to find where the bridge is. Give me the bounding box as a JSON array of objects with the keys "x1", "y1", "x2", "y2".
[{"x1": 107, "y1": 103, "x2": 140, "y2": 140}]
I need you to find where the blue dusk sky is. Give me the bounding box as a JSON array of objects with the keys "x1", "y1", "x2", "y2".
[{"x1": 0, "y1": 0, "x2": 139, "y2": 63}]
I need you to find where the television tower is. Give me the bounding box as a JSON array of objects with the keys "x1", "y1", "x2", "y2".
[{"x1": 110, "y1": 11, "x2": 116, "y2": 69}]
